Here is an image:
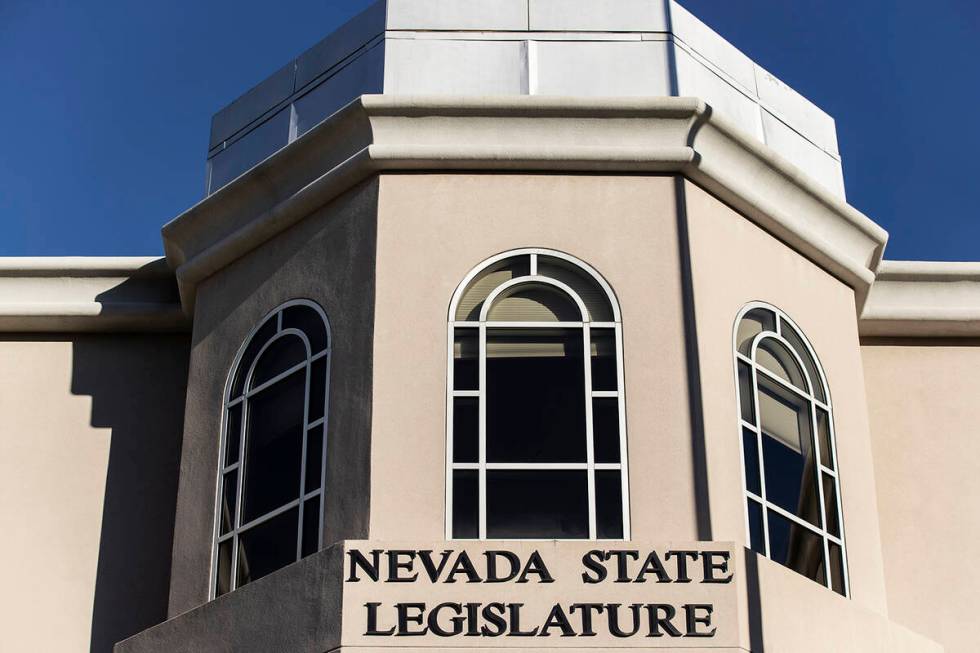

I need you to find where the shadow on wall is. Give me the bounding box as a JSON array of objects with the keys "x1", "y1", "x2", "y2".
[{"x1": 73, "y1": 273, "x2": 191, "y2": 652}]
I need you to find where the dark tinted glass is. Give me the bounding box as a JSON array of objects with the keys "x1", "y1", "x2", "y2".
[
  {"x1": 452, "y1": 470, "x2": 478, "y2": 539},
  {"x1": 216, "y1": 539, "x2": 234, "y2": 597},
  {"x1": 767, "y1": 511, "x2": 825, "y2": 583},
  {"x1": 220, "y1": 472, "x2": 237, "y2": 535},
  {"x1": 231, "y1": 318, "x2": 277, "y2": 398},
  {"x1": 301, "y1": 497, "x2": 320, "y2": 557},
  {"x1": 305, "y1": 428, "x2": 323, "y2": 494},
  {"x1": 596, "y1": 471, "x2": 624, "y2": 539},
  {"x1": 281, "y1": 304, "x2": 328, "y2": 353},
  {"x1": 780, "y1": 321, "x2": 826, "y2": 402},
  {"x1": 761, "y1": 430, "x2": 821, "y2": 527},
  {"x1": 590, "y1": 329, "x2": 617, "y2": 391},
  {"x1": 453, "y1": 397, "x2": 478, "y2": 463},
  {"x1": 816, "y1": 408, "x2": 833, "y2": 469},
  {"x1": 454, "y1": 329, "x2": 479, "y2": 391},
  {"x1": 486, "y1": 329, "x2": 586, "y2": 463},
  {"x1": 251, "y1": 335, "x2": 308, "y2": 388},
  {"x1": 225, "y1": 404, "x2": 242, "y2": 466},
  {"x1": 742, "y1": 428, "x2": 761, "y2": 496},
  {"x1": 829, "y1": 543, "x2": 846, "y2": 595},
  {"x1": 242, "y1": 369, "x2": 305, "y2": 522},
  {"x1": 822, "y1": 473, "x2": 840, "y2": 537},
  {"x1": 308, "y1": 356, "x2": 327, "y2": 423},
  {"x1": 236, "y1": 508, "x2": 298, "y2": 588},
  {"x1": 747, "y1": 499, "x2": 765, "y2": 554},
  {"x1": 592, "y1": 398, "x2": 620, "y2": 463},
  {"x1": 738, "y1": 361, "x2": 754, "y2": 422},
  {"x1": 486, "y1": 470, "x2": 588, "y2": 539}
]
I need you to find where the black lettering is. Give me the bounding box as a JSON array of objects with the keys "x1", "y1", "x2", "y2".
[
  {"x1": 445, "y1": 551, "x2": 482, "y2": 583},
  {"x1": 386, "y1": 550, "x2": 418, "y2": 583},
  {"x1": 645, "y1": 604, "x2": 682, "y2": 637},
  {"x1": 465, "y1": 602, "x2": 481, "y2": 636},
  {"x1": 428, "y1": 602, "x2": 465, "y2": 637},
  {"x1": 538, "y1": 604, "x2": 576, "y2": 637},
  {"x1": 347, "y1": 549, "x2": 381, "y2": 582},
  {"x1": 607, "y1": 550, "x2": 640, "y2": 582},
  {"x1": 636, "y1": 551, "x2": 671, "y2": 583},
  {"x1": 518, "y1": 551, "x2": 555, "y2": 583},
  {"x1": 396, "y1": 603, "x2": 428, "y2": 636},
  {"x1": 702, "y1": 551, "x2": 733, "y2": 584},
  {"x1": 606, "y1": 603, "x2": 642, "y2": 637},
  {"x1": 364, "y1": 602, "x2": 395, "y2": 636},
  {"x1": 507, "y1": 603, "x2": 539, "y2": 636},
  {"x1": 480, "y1": 603, "x2": 507, "y2": 637},
  {"x1": 683, "y1": 604, "x2": 716, "y2": 637},
  {"x1": 485, "y1": 550, "x2": 521, "y2": 583},
  {"x1": 581, "y1": 550, "x2": 607, "y2": 584},
  {"x1": 417, "y1": 550, "x2": 453, "y2": 583},
  {"x1": 665, "y1": 550, "x2": 699, "y2": 583},
  {"x1": 571, "y1": 603, "x2": 604, "y2": 636}
]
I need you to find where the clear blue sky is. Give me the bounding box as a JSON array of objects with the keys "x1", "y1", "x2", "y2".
[{"x1": 2, "y1": 1, "x2": 977, "y2": 260}]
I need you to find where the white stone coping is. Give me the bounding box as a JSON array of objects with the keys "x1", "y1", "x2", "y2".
[
  {"x1": 860, "y1": 261, "x2": 980, "y2": 338},
  {"x1": 0, "y1": 257, "x2": 189, "y2": 333}
]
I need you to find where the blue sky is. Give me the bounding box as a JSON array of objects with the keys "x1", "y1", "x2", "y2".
[{"x1": 2, "y1": 1, "x2": 978, "y2": 260}]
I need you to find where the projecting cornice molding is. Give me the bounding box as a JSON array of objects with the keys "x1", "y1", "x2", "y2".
[
  {"x1": 860, "y1": 261, "x2": 980, "y2": 338},
  {"x1": 162, "y1": 95, "x2": 889, "y2": 313},
  {"x1": 0, "y1": 257, "x2": 189, "y2": 333}
]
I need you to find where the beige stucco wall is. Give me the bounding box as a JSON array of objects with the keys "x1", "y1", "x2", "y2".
[
  {"x1": 0, "y1": 334, "x2": 189, "y2": 653},
  {"x1": 371, "y1": 173, "x2": 695, "y2": 542},
  {"x1": 862, "y1": 341, "x2": 980, "y2": 653}
]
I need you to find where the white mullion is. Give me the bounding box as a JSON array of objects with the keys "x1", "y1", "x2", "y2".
[
  {"x1": 277, "y1": 310, "x2": 283, "y2": 332},
  {"x1": 614, "y1": 322, "x2": 630, "y2": 540},
  {"x1": 591, "y1": 390, "x2": 618, "y2": 398},
  {"x1": 317, "y1": 348, "x2": 330, "y2": 552},
  {"x1": 529, "y1": 253, "x2": 538, "y2": 275},
  {"x1": 311, "y1": 348, "x2": 328, "y2": 362},
  {"x1": 237, "y1": 497, "x2": 303, "y2": 533},
  {"x1": 485, "y1": 321, "x2": 584, "y2": 328},
  {"x1": 740, "y1": 419, "x2": 758, "y2": 433},
  {"x1": 583, "y1": 323, "x2": 597, "y2": 540},
  {"x1": 244, "y1": 359, "x2": 307, "y2": 398},
  {"x1": 453, "y1": 390, "x2": 480, "y2": 398},
  {"x1": 295, "y1": 356, "x2": 312, "y2": 561},
  {"x1": 227, "y1": 395, "x2": 243, "y2": 408},
  {"x1": 307, "y1": 416, "x2": 325, "y2": 430},
  {"x1": 749, "y1": 363, "x2": 770, "y2": 557},
  {"x1": 478, "y1": 322, "x2": 487, "y2": 540},
  {"x1": 754, "y1": 363, "x2": 816, "y2": 405},
  {"x1": 591, "y1": 321, "x2": 617, "y2": 329},
  {"x1": 809, "y1": 397, "x2": 832, "y2": 590},
  {"x1": 821, "y1": 466, "x2": 837, "y2": 478},
  {"x1": 445, "y1": 324, "x2": 456, "y2": 540},
  {"x1": 754, "y1": 496, "x2": 827, "y2": 538},
  {"x1": 222, "y1": 461, "x2": 240, "y2": 474}
]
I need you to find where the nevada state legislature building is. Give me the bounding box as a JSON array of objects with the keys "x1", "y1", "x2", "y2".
[{"x1": 2, "y1": 2, "x2": 977, "y2": 652}]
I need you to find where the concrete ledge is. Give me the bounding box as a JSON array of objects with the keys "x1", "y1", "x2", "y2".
[
  {"x1": 0, "y1": 257, "x2": 190, "y2": 333},
  {"x1": 860, "y1": 260, "x2": 980, "y2": 337},
  {"x1": 163, "y1": 95, "x2": 888, "y2": 314}
]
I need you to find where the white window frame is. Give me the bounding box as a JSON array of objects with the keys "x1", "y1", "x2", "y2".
[
  {"x1": 733, "y1": 301, "x2": 850, "y2": 596},
  {"x1": 446, "y1": 248, "x2": 630, "y2": 541},
  {"x1": 210, "y1": 299, "x2": 332, "y2": 598}
]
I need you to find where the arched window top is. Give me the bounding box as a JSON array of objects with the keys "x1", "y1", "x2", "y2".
[{"x1": 451, "y1": 249, "x2": 619, "y2": 323}]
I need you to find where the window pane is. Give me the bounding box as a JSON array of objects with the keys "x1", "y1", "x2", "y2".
[
  {"x1": 225, "y1": 404, "x2": 242, "y2": 466},
  {"x1": 757, "y1": 339, "x2": 807, "y2": 392},
  {"x1": 759, "y1": 384, "x2": 820, "y2": 527},
  {"x1": 816, "y1": 408, "x2": 833, "y2": 469},
  {"x1": 301, "y1": 497, "x2": 320, "y2": 558},
  {"x1": 486, "y1": 470, "x2": 588, "y2": 539},
  {"x1": 453, "y1": 397, "x2": 478, "y2": 463},
  {"x1": 452, "y1": 470, "x2": 478, "y2": 539},
  {"x1": 742, "y1": 428, "x2": 761, "y2": 496},
  {"x1": 767, "y1": 511, "x2": 825, "y2": 584},
  {"x1": 590, "y1": 329, "x2": 617, "y2": 391},
  {"x1": 737, "y1": 361, "x2": 754, "y2": 422},
  {"x1": 592, "y1": 398, "x2": 621, "y2": 464},
  {"x1": 308, "y1": 356, "x2": 327, "y2": 423},
  {"x1": 220, "y1": 472, "x2": 237, "y2": 535},
  {"x1": 736, "y1": 308, "x2": 776, "y2": 355},
  {"x1": 453, "y1": 328, "x2": 479, "y2": 391},
  {"x1": 822, "y1": 473, "x2": 841, "y2": 537},
  {"x1": 537, "y1": 256, "x2": 614, "y2": 322},
  {"x1": 780, "y1": 321, "x2": 826, "y2": 402},
  {"x1": 231, "y1": 318, "x2": 277, "y2": 398},
  {"x1": 828, "y1": 543, "x2": 846, "y2": 595},
  {"x1": 486, "y1": 284, "x2": 581, "y2": 321},
  {"x1": 251, "y1": 335, "x2": 308, "y2": 388},
  {"x1": 216, "y1": 539, "x2": 234, "y2": 597},
  {"x1": 455, "y1": 258, "x2": 531, "y2": 321},
  {"x1": 281, "y1": 305, "x2": 328, "y2": 353},
  {"x1": 486, "y1": 328, "x2": 586, "y2": 463},
  {"x1": 236, "y1": 508, "x2": 298, "y2": 588},
  {"x1": 242, "y1": 370, "x2": 306, "y2": 523},
  {"x1": 596, "y1": 470, "x2": 624, "y2": 539},
  {"x1": 305, "y1": 428, "x2": 323, "y2": 494},
  {"x1": 747, "y1": 499, "x2": 765, "y2": 554}
]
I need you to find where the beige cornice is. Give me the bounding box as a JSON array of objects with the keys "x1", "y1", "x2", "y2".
[
  {"x1": 860, "y1": 261, "x2": 980, "y2": 338},
  {"x1": 0, "y1": 257, "x2": 189, "y2": 333},
  {"x1": 162, "y1": 95, "x2": 889, "y2": 313}
]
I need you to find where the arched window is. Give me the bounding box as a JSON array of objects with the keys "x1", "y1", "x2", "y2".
[
  {"x1": 734, "y1": 303, "x2": 848, "y2": 596},
  {"x1": 212, "y1": 300, "x2": 331, "y2": 597},
  {"x1": 447, "y1": 249, "x2": 628, "y2": 541}
]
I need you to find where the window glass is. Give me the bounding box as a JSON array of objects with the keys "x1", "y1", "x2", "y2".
[
  {"x1": 251, "y1": 335, "x2": 307, "y2": 388},
  {"x1": 595, "y1": 471, "x2": 624, "y2": 539},
  {"x1": 537, "y1": 255, "x2": 614, "y2": 322},
  {"x1": 590, "y1": 329, "x2": 617, "y2": 391},
  {"x1": 780, "y1": 321, "x2": 826, "y2": 402},
  {"x1": 486, "y1": 470, "x2": 589, "y2": 539},
  {"x1": 592, "y1": 398, "x2": 621, "y2": 464},
  {"x1": 452, "y1": 397, "x2": 479, "y2": 463},
  {"x1": 486, "y1": 284, "x2": 581, "y2": 321},
  {"x1": 455, "y1": 258, "x2": 530, "y2": 321},
  {"x1": 736, "y1": 307, "x2": 775, "y2": 355},
  {"x1": 453, "y1": 329, "x2": 479, "y2": 390},
  {"x1": 452, "y1": 470, "x2": 479, "y2": 539},
  {"x1": 236, "y1": 508, "x2": 299, "y2": 588}
]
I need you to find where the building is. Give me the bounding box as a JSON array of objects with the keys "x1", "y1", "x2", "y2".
[{"x1": 1, "y1": 2, "x2": 976, "y2": 651}]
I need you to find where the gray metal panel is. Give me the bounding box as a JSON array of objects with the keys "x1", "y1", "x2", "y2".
[
  {"x1": 384, "y1": 39, "x2": 529, "y2": 95},
  {"x1": 673, "y1": 45, "x2": 763, "y2": 142},
  {"x1": 529, "y1": 0, "x2": 668, "y2": 32},
  {"x1": 295, "y1": 0, "x2": 387, "y2": 90},
  {"x1": 209, "y1": 62, "x2": 295, "y2": 150},
  {"x1": 669, "y1": 0, "x2": 756, "y2": 94},
  {"x1": 208, "y1": 107, "x2": 291, "y2": 194},
  {"x1": 761, "y1": 109, "x2": 845, "y2": 199},
  {"x1": 295, "y1": 43, "x2": 385, "y2": 138},
  {"x1": 756, "y1": 65, "x2": 839, "y2": 156},
  {"x1": 386, "y1": 0, "x2": 529, "y2": 30},
  {"x1": 533, "y1": 40, "x2": 672, "y2": 96}
]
